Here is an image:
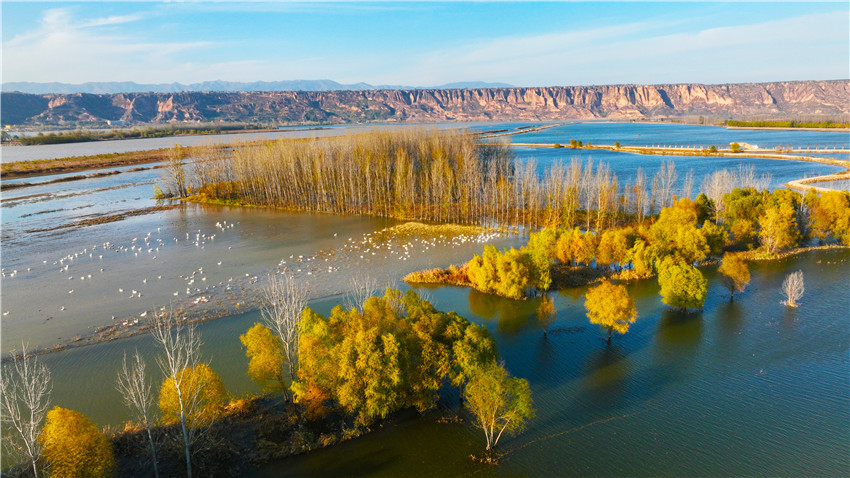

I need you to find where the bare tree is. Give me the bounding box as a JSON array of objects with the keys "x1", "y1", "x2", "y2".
[
  {"x1": 344, "y1": 274, "x2": 379, "y2": 313},
  {"x1": 116, "y1": 350, "x2": 160, "y2": 478},
  {"x1": 632, "y1": 167, "x2": 647, "y2": 224},
  {"x1": 0, "y1": 343, "x2": 51, "y2": 478},
  {"x1": 262, "y1": 273, "x2": 308, "y2": 393},
  {"x1": 150, "y1": 310, "x2": 202, "y2": 478},
  {"x1": 701, "y1": 169, "x2": 734, "y2": 223},
  {"x1": 163, "y1": 145, "x2": 188, "y2": 198},
  {"x1": 781, "y1": 270, "x2": 805, "y2": 307},
  {"x1": 654, "y1": 161, "x2": 678, "y2": 208},
  {"x1": 681, "y1": 169, "x2": 694, "y2": 201}
]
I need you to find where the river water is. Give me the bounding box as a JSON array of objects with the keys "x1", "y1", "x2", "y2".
[{"x1": 1, "y1": 122, "x2": 848, "y2": 475}]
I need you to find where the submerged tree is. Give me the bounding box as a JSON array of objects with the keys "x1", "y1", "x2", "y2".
[
  {"x1": 39, "y1": 407, "x2": 114, "y2": 478},
  {"x1": 465, "y1": 363, "x2": 534, "y2": 452},
  {"x1": 584, "y1": 279, "x2": 638, "y2": 344},
  {"x1": 781, "y1": 270, "x2": 805, "y2": 307},
  {"x1": 658, "y1": 260, "x2": 708, "y2": 310},
  {"x1": 718, "y1": 252, "x2": 750, "y2": 301},
  {"x1": 0, "y1": 343, "x2": 52, "y2": 478},
  {"x1": 116, "y1": 350, "x2": 160, "y2": 478}
]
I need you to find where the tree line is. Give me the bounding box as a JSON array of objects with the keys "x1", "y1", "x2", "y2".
[{"x1": 182, "y1": 128, "x2": 776, "y2": 232}]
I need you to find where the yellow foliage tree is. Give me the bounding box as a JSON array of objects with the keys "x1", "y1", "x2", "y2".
[
  {"x1": 718, "y1": 252, "x2": 750, "y2": 301},
  {"x1": 240, "y1": 323, "x2": 285, "y2": 394},
  {"x1": 584, "y1": 279, "x2": 637, "y2": 344},
  {"x1": 159, "y1": 363, "x2": 229, "y2": 428},
  {"x1": 40, "y1": 407, "x2": 114, "y2": 478},
  {"x1": 758, "y1": 204, "x2": 799, "y2": 254}
]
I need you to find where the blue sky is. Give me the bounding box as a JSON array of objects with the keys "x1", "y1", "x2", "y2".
[{"x1": 2, "y1": 1, "x2": 848, "y2": 86}]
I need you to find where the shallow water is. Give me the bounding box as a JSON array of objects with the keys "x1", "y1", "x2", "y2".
[
  {"x1": 1, "y1": 122, "x2": 848, "y2": 475},
  {"x1": 509, "y1": 122, "x2": 850, "y2": 149},
  {"x1": 247, "y1": 248, "x2": 850, "y2": 477}
]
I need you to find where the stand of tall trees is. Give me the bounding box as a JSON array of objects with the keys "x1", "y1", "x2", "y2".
[{"x1": 188, "y1": 129, "x2": 717, "y2": 232}]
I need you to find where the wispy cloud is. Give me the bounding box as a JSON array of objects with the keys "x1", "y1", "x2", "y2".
[
  {"x1": 377, "y1": 10, "x2": 849, "y2": 86},
  {"x1": 3, "y1": 8, "x2": 217, "y2": 83}
]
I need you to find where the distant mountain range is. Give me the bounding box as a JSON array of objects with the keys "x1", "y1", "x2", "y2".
[
  {"x1": 3, "y1": 80, "x2": 848, "y2": 126},
  {"x1": 1, "y1": 80, "x2": 516, "y2": 95}
]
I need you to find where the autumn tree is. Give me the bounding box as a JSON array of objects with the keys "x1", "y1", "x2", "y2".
[
  {"x1": 806, "y1": 190, "x2": 850, "y2": 244},
  {"x1": 39, "y1": 407, "x2": 114, "y2": 478},
  {"x1": 758, "y1": 204, "x2": 799, "y2": 254},
  {"x1": 293, "y1": 289, "x2": 499, "y2": 425},
  {"x1": 658, "y1": 260, "x2": 708, "y2": 310},
  {"x1": 584, "y1": 279, "x2": 638, "y2": 344},
  {"x1": 240, "y1": 323, "x2": 285, "y2": 394},
  {"x1": 718, "y1": 252, "x2": 750, "y2": 301},
  {"x1": 536, "y1": 296, "x2": 557, "y2": 337},
  {"x1": 116, "y1": 350, "x2": 159, "y2": 478},
  {"x1": 465, "y1": 362, "x2": 534, "y2": 451},
  {"x1": 0, "y1": 344, "x2": 52, "y2": 478},
  {"x1": 649, "y1": 198, "x2": 709, "y2": 263},
  {"x1": 159, "y1": 363, "x2": 229, "y2": 428}
]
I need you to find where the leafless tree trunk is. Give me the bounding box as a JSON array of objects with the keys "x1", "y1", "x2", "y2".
[
  {"x1": 633, "y1": 168, "x2": 647, "y2": 224},
  {"x1": 163, "y1": 145, "x2": 189, "y2": 198},
  {"x1": 262, "y1": 273, "x2": 308, "y2": 394},
  {"x1": 150, "y1": 310, "x2": 203, "y2": 478},
  {"x1": 681, "y1": 169, "x2": 694, "y2": 201},
  {"x1": 701, "y1": 169, "x2": 734, "y2": 223},
  {"x1": 0, "y1": 343, "x2": 51, "y2": 478},
  {"x1": 654, "y1": 161, "x2": 678, "y2": 209},
  {"x1": 116, "y1": 350, "x2": 160, "y2": 478},
  {"x1": 782, "y1": 270, "x2": 805, "y2": 307},
  {"x1": 345, "y1": 274, "x2": 379, "y2": 313}
]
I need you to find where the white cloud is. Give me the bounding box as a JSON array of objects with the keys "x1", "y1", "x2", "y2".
[
  {"x1": 375, "y1": 10, "x2": 850, "y2": 86},
  {"x1": 2, "y1": 6, "x2": 847, "y2": 86},
  {"x1": 3, "y1": 8, "x2": 217, "y2": 83}
]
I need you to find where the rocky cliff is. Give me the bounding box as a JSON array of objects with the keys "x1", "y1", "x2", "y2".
[{"x1": 3, "y1": 80, "x2": 848, "y2": 126}]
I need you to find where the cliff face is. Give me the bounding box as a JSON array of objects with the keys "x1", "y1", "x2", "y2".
[{"x1": 3, "y1": 80, "x2": 848, "y2": 125}]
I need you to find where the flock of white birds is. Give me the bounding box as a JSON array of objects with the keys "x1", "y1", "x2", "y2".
[{"x1": 2, "y1": 218, "x2": 505, "y2": 338}]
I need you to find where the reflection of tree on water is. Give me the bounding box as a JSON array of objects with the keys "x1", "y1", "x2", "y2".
[
  {"x1": 583, "y1": 345, "x2": 628, "y2": 409},
  {"x1": 654, "y1": 309, "x2": 703, "y2": 369},
  {"x1": 716, "y1": 300, "x2": 745, "y2": 346},
  {"x1": 466, "y1": 289, "x2": 538, "y2": 336}
]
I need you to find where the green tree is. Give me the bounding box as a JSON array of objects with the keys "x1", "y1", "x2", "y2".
[
  {"x1": 465, "y1": 363, "x2": 534, "y2": 451},
  {"x1": 730, "y1": 142, "x2": 741, "y2": 153},
  {"x1": 722, "y1": 188, "x2": 765, "y2": 246},
  {"x1": 694, "y1": 193, "x2": 714, "y2": 223},
  {"x1": 584, "y1": 279, "x2": 638, "y2": 344},
  {"x1": 240, "y1": 323, "x2": 285, "y2": 394},
  {"x1": 40, "y1": 407, "x2": 114, "y2": 478},
  {"x1": 718, "y1": 252, "x2": 750, "y2": 301},
  {"x1": 658, "y1": 260, "x2": 708, "y2": 310}
]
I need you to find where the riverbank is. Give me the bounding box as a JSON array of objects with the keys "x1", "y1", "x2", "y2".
[{"x1": 0, "y1": 149, "x2": 171, "y2": 179}]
